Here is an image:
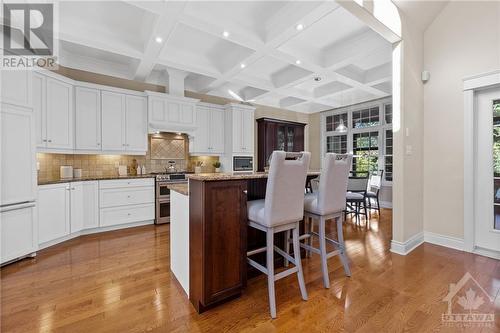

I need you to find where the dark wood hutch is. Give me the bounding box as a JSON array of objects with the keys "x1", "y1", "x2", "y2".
[{"x1": 256, "y1": 117, "x2": 307, "y2": 171}]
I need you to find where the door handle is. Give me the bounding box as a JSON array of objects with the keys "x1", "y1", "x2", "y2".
[{"x1": 0, "y1": 202, "x2": 35, "y2": 213}]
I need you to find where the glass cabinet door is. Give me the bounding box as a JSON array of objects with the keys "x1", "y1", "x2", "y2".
[
  {"x1": 287, "y1": 126, "x2": 295, "y2": 151},
  {"x1": 277, "y1": 126, "x2": 285, "y2": 151}
]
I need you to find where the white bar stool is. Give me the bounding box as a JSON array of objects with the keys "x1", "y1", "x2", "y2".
[
  {"x1": 286, "y1": 153, "x2": 352, "y2": 289},
  {"x1": 246, "y1": 151, "x2": 311, "y2": 319}
]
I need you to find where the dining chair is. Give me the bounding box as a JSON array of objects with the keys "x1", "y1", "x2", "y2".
[
  {"x1": 345, "y1": 174, "x2": 369, "y2": 224},
  {"x1": 366, "y1": 170, "x2": 384, "y2": 215},
  {"x1": 246, "y1": 151, "x2": 311, "y2": 318}
]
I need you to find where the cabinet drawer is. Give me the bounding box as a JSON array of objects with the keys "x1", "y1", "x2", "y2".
[
  {"x1": 99, "y1": 203, "x2": 154, "y2": 227},
  {"x1": 99, "y1": 178, "x2": 154, "y2": 189},
  {"x1": 100, "y1": 187, "x2": 154, "y2": 208}
]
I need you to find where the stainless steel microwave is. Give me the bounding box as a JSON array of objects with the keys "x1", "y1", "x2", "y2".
[{"x1": 233, "y1": 156, "x2": 253, "y2": 172}]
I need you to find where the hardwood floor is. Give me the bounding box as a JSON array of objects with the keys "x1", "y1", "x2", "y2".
[{"x1": 1, "y1": 209, "x2": 499, "y2": 332}]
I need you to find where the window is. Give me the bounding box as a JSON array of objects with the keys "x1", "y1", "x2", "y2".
[
  {"x1": 352, "y1": 131, "x2": 378, "y2": 173},
  {"x1": 326, "y1": 113, "x2": 347, "y2": 132},
  {"x1": 352, "y1": 107, "x2": 379, "y2": 128},
  {"x1": 326, "y1": 135, "x2": 347, "y2": 154},
  {"x1": 321, "y1": 97, "x2": 392, "y2": 185},
  {"x1": 385, "y1": 130, "x2": 393, "y2": 181},
  {"x1": 385, "y1": 104, "x2": 392, "y2": 124}
]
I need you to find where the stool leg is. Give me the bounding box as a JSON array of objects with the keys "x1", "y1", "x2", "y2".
[
  {"x1": 307, "y1": 217, "x2": 313, "y2": 258},
  {"x1": 318, "y1": 216, "x2": 330, "y2": 288},
  {"x1": 336, "y1": 215, "x2": 351, "y2": 277},
  {"x1": 266, "y1": 229, "x2": 277, "y2": 318},
  {"x1": 284, "y1": 229, "x2": 290, "y2": 268},
  {"x1": 292, "y1": 226, "x2": 308, "y2": 301}
]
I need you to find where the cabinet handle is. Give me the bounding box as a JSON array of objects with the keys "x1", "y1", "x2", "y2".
[
  {"x1": 42, "y1": 139, "x2": 47, "y2": 142},
  {"x1": 48, "y1": 139, "x2": 52, "y2": 143},
  {"x1": 71, "y1": 187, "x2": 75, "y2": 190},
  {"x1": 127, "y1": 195, "x2": 131, "y2": 198},
  {"x1": 127, "y1": 213, "x2": 131, "y2": 216},
  {"x1": 97, "y1": 143, "x2": 101, "y2": 146}
]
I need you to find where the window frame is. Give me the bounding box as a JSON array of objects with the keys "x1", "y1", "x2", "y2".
[{"x1": 320, "y1": 97, "x2": 393, "y2": 186}]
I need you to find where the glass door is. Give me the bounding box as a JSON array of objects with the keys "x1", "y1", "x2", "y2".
[{"x1": 474, "y1": 88, "x2": 500, "y2": 253}]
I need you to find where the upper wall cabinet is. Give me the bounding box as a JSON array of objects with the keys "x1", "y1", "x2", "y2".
[
  {"x1": 2, "y1": 70, "x2": 32, "y2": 108},
  {"x1": 146, "y1": 91, "x2": 199, "y2": 133},
  {"x1": 101, "y1": 91, "x2": 147, "y2": 154},
  {"x1": 191, "y1": 103, "x2": 225, "y2": 155},
  {"x1": 74, "y1": 85, "x2": 147, "y2": 155},
  {"x1": 225, "y1": 103, "x2": 255, "y2": 155},
  {"x1": 33, "y1": 72, "x2": 74, "y2": 151}
]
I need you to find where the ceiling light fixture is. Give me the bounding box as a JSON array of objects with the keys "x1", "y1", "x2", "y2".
[
  {"x1": 295, "y1": 60, "x2": 301, "y2": 65},
  {"x1": 313, "y1": 76, "x2": 322, "y2": 82},
  {"x1": 223, "y1": 31, "x2": 230, "y2": 38},
  {"x1": 155, "y1": 36, "x2": 163, "y2": 43},
  {"x1": 240, "y1": 63, "x2": 246, "y2": 69},
  {"x1": 296, "y1": 23, "x2": 304, "y2": 31},
  {"x1": 335, "y1": 119, "x2": 347, "y2": 133}
]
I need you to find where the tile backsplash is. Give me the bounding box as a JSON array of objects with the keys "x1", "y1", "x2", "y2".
[{"x1": 37, "y1": 133, "x2": 219, "y2": 182}]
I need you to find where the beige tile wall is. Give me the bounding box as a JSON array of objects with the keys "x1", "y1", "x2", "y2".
[{"x1": 37, "y1": 133, "x2": 219, "y2": 182}]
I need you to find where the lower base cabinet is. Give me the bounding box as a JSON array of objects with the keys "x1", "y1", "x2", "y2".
[{"x1": 37, "y1": 178, "x2": 154, "y2": 248}]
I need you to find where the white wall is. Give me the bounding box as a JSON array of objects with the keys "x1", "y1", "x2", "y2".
[{"x1": 423, "y1": 1, "x2": 500, "y2": 239}]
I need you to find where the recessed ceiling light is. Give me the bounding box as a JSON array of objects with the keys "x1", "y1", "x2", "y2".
[
  {"x1": 155, "y1": 36, "x2": 163, "y2": 43},
  {"x1": 295, "y1": 60, "x2": 301, "y2": 65},
  {"x1": 240, "y1": 63, "x2": 246, "y2": 69},
  {"x1": 223, "y1": 31, "x2": 230, "y2": 38},
  {"x1": 296, "y1": 23, "x2": 304, "y2": 31},
  {"x1": 313, "y1": 76, "x2": 322, "y2": 82}
]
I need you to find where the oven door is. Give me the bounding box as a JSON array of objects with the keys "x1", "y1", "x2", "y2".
[
  {"x1": 156, "y1": 198, "x2": 170, "y2": 224},
  {"x1": 233, "y1": 156, "x2": 253, "y2": 172},
  {"x1": 156, "y1": 181, "x2": 171, "y2": 200}
]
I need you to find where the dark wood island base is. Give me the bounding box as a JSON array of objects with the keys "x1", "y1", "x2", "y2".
[{"x1": 188, "y1": 172, "x2": 319, "y2": 313}]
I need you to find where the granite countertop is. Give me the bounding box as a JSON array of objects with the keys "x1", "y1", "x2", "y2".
[
  {"x1": 167, "y1": 183, "x2": 189, "y2": 196},
  {"x1": 38, "y1": 174, "x2": 156, "y2": 186},
  {"x1": 187, "y1": 171, "x2": 321, "y2": 182}
]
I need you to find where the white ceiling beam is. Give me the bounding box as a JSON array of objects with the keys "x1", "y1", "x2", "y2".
[{"x1": 133, "y1": 1, "x2": 187, "y2": 81}]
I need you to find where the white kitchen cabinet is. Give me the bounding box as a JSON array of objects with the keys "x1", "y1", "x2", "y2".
[
  {"x1": 125, "y1": 95, "x2": 147, "y2": 152},
  {"x1": 191, "y1": 104, "x2": 225, "y2": 155},
  {"x1": 101, "y1": 91, "x2": 125, "y2": 151},
  {"x1": 38, "y1": 183, "x2": 71, "y2": 244},
  {"x1": 70, "y1": 182, "x2": 84, "y2": 234},
  {"x1": 33, "y1": 72, "x2": 74, "y2": 150},
  {"x1": 1, "y1": 70, "x2": 32, "y2": 108},
  {"x1": 101, "y1": 91, "x2": 147, "y2": 153},
  {"x1": 1, "y1": 104, "x2": 37, "y2": 206},
  {"x1": 1, "y1": 203, "x2": 37, "y2": 264},
  {"x1": 81, "y1": 181, "x2": 99, "y2": 229},
  {"x1": 146, "y1": 91, "x2": 199, "y2": 132},
  {"x1": 226, "y1": 103, "x2": 255, "y2": 155},
  {"x1": 75, "y1": 87, "x2": 101, "y2": 150}
]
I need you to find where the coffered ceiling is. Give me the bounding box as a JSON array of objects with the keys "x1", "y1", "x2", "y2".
[{"x1": 57, "y1": 1, "x2": 392, "y2": 113}]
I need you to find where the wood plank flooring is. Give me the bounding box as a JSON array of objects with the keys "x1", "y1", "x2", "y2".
[{"x1": 1, "y1": 209, "x2": 499, "y2": 332}]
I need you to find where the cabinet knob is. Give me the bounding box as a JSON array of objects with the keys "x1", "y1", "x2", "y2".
[
  {"x1": 48, "y1": 139, "x2": 52, "y2": 143},
  {"x1": 127, "y1": 213, "x2": 131, "y2": 216},
  {"x1": 97, "y1": 143, "x2": 101, "y2": 146},
  {"x1": 42, "y1": 139, "x2": 47, "y2": 142}
]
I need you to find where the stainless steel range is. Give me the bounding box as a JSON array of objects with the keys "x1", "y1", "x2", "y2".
[{"x1": 153, "y1": 172, "x2": 189, "y2": 224}]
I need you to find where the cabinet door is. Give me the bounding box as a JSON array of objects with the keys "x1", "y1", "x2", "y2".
[
  {"x1": 1, "y1": 203, "x2": 37, "y2": 264},
  {"x1": 33, "y1": 73, "x2": 46, "y2": 147},
  {"x1": 1, "y1": 105, "x2": 37, "y2": 206},
  {"x1": 75, "y1": 87, "x2": 101, "y2": 150},
  {"x1": 101, "y1": 91, "x2": 125, "y2": 151},
  {"x1": 1, "y1": 70, "x2": 32, "y2": 108},
  {"x1": 70, "y1": 183, "x2": 84, "y2": 233},
  {"x1": 194, "y1": 106, "x2": 210, "y2": 153},
  {"x1": 46, "y1": 78, "x2": 73, "y2": 149},
  {"x1": 210, "y1": 107, "x2": 225, "y2": 153},
  {"x1": 38, "y1": 184, "x2": 70, "y2": 244},
  {"x1": 241, "y1": 110, "x2": 254, "y2": 153},
  {"x1": 125, "y1": 95, "x2": 147, "y2": 152},
  {"x1": 149, "y1": 97, "x2": 165, "y2": 123},
  {"x1": 180, "y1": 104, "x2": 195, "y2": 124},
  {"x1": 232, "y1": 109, "x2": 243, "y2": 153},
  {"x1": 82, "y1": 181, "x2": 99, "y2": 229}
]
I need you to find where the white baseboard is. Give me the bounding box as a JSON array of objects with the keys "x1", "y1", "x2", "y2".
[
  {"x1": 472, "y1": 246, "x2": 500, "y2": 260},
  {"x1": 423, "y1": 231, "x2": 464, "y2": 251},
  {"x1": 390, "y1": 231, "x2": 424, "y2": 255}
]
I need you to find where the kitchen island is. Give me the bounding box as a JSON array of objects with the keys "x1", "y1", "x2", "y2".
[{"x1": 185, "y1": 171, "x2": 320, "y2": 313}]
